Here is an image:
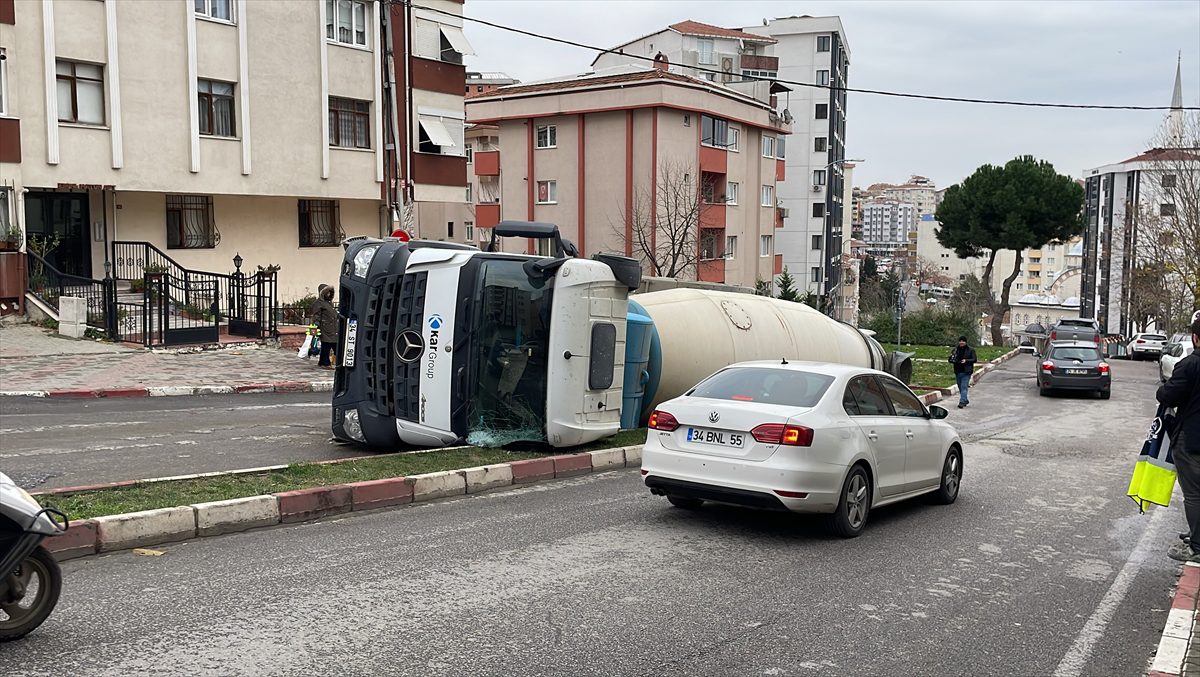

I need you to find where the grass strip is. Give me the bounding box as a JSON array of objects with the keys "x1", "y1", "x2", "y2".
[
  {"x1": 883, "y1": 343, "x2": 1009, "y2": 362},
  {"x1": 44, "y1": 429, "x2": 648, "y2": 521}
]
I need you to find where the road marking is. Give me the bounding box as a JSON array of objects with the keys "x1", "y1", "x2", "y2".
[
  {"x1": 0, "y1": 421, "x2": 149, "y2": 435},
  {"x1": 1052, "y1": 504, "x2": 1171, "y2": 677}
]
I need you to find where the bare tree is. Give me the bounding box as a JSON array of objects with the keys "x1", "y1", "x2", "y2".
[
  {"x1": 613, "y1": 159, "x2": 714, "y2": 279},
  {"x1": 1136, "y1": 109, "x2": 1200, "y2": 331},
  {"x1": 909, "y1": 255, "x2": 953, "y2": 291}
]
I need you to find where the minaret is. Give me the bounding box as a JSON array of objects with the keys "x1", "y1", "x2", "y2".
[{"x1": 1167, "y1": 52, "x2": 1184, "y2": 147}]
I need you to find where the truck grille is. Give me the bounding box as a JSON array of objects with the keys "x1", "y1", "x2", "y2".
[
  {"x1": 392, "y1": 272, "x2": 428, "y2": 422},
  {"x1": 362, "y1": 276, "x2": 398, "y2": 416}
]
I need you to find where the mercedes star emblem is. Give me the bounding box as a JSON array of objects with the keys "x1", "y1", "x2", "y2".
[
  {"x1": 709, "y1": 411, "x2": 720, "y2": 423},
  {"x1": 397, "y1": 330, "x2": 425, "y2": 363}
]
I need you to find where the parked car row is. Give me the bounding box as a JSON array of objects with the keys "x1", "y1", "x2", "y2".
[{"x1": 1161, "y1": 333, "x2": 1196, "y2": 382}]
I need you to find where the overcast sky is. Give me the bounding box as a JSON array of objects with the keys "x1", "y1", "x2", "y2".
[{"x1": 462, "y1": 0, "x2": 1200, "y2": 189}]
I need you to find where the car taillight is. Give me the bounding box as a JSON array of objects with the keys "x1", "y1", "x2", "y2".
[
  {"x1": 1136, "y1": 339, "x2": 1146, "y2": 344},
  {"x1": 1050, "y1": 331, "x2": 1057, "y2": 341},
  {"x1": 1099, "y1": 362, "x2": 1110, "y2": 374},
  {"x1": 1041, "y1": 360, "x2": 1055, "y2": 372},
  {"x1": 751, "y1": 423, "x2": 813, "y2": 447},
  {"x1": 648, "y1": 410, "x2": 679, "y2": 432},
  {"x1": 1094, "y1": 335, "x2": 1100, "y2": 343}
]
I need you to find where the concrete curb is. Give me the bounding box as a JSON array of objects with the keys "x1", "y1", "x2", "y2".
[
  {"x1": 1149, "y1": 562, "x2": 1200, "y2": 676},
  {"x1": 0, "y1": 379, "x2": 334, "y2": 399},
  {"x1": 41, "y1": 445, "x2": 644, "y2": 561}
]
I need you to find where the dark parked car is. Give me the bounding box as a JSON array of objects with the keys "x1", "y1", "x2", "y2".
[
  {"x1": 1049, "y1": 318, "x2": 1101, "y2": 345},
  {"x1": 1038, "y1": 342, "x2": 1111, "y2": 399}
]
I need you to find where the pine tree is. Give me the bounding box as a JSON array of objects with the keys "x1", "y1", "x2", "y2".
[{"x1": 776, "y1": 267, "x2": 802, "y2": 303}]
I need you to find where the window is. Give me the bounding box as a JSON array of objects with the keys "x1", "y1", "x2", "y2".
[
  {"x1": 417, "y1": 116, "x2": 461, "y2": 155},
  {"x1": 725, "y1": 235, "x2": 737, "y2": 259},
  {"x1": 700, "y1": 230, "x2": 719, "y2": 260},
  {"x1": 702, "y1": 179, "x2": 717, "y2": 204},
  {"x1": 698, "y1": 38, "x2": 716, "y2": 65},
  {"x1": 761, "y1": 185, "x2": 774, "y2": 206},
  {"x1": 465, "y1": 221, "x2": 474, "y2": 242},
  {"x1": 0, "y1": 48, "x2": 8, "y2": 116},
  {"x1": 742, "y1": 69, "x2": 778, "y2": 79},
  {"x1": 693, "y1": 367, "x2": 835, "y2": 408},
  {"x1": 760, "y1": 235, "x2": 772, "y2": 257},
  {"x1": 726, "y1": 181, "x2": 739, "y2": 205},
  {"x1": 814, "y1": 136, "x2": 827, "y2": 152},
  {"x1": 1162, "y1": 174, "x2": 1177, "y2": 188},
  {"x1": 879, "y1": 377, "x2": 926, "y2": 417},
  {"x1": 326, "y1": 0, "x2": 369, "y2": 48},
  {"x1": 817, "y1": 35, "x2": 832, "y2": 52},
  {"x1": 166, "y1": 195, "x2": 216, "y2": 249},
  {"x1": 197, "y1": 80, "x2": 235, "y2": 137},
  {"x1": 683, "y1": 114, "x2": 691, "y2": 127},
  {"x1": 701, "y1": 115, "x2": 729, "y2": 147},
  {"x1": 762, "y1": 135, "x2": 775, "y2": 158},
  {"x1": 465, "y1": 143, "x2": 473, "y2": 163},
  {"x1": 1048, "y1": 257, "x2": 1055, "y2": 265},
  {"x1": 812, "y1": 235, "x2": 823, "y2": 250},
  {"x1": 447, "y1": 221, "x2": 454, "y2": 238},
  {"x1": 815, "y1": 104, "x2": 828, "y2": 119},
  {"x1": 329, "y1": 97, "x2": 370, "y2": 149},
  {"x1": 1161, "y1": 203, "x2": 1176, "y2": 216},
  {"x1": 466, "y1": 184, "x2": 472, "y2": 203},
  {"x1": 195, "y1": 0, "x2": 233, "y2": 22},
  {"x1": 813, "y1": 203, "x2": 825, "y2": 218},
  {"x1": 298, "y1": 199, "x2": 341, "y2": 247},
  {"x1": 843, "y1": 376, "x2": 891, "y2": 416},
  {"x1": 536, "y1": 180, "x2": 557, "y2": 204},
  {"x1": 811, "y1": 267, "x2": 821, "y2": 283},
  {"x1": 813, "y1": 170, "x2": 826, "y2": 186},
  {"x1": 816, "y1": 69, "x2": 830, "y2": 86},
  {"x1": 776, "y1": 136, "x2": 785, "y2": 159},
  {"x1": 56, "y1": 61, "x2": 105, "y2": 125},
  {"x1": 727, "y1": 127, "x2": 739, "y2": 152},
  {"x1": 536, "y1": 125, "x2": 556, "y2": 149},
  {"x1": 0, "y1": 187, "x2": 11, "y2": 230}
]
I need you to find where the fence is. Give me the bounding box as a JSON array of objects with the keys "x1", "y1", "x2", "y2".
[{"x1": 26, "y1": 251, "x2": 113, "y2": 334}]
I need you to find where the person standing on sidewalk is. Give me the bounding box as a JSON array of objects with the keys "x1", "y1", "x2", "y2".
[
  {"x1": 949, "y1": 336, "x2": 977, "y2": 409},
  {"x1": 1162, "y1": 317, "x2": 1200, "y2": 562},
  {"x1": 310, "y1": 284, "x2": 340, "y2": 370}
]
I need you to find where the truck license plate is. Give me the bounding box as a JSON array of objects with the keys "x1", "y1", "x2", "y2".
[
  {"x1": 687, "y1": 427, "x2": 744, "y2": 448},
  {"x1": 343, "y1": 319, "x2": 358, "y2": 367}
]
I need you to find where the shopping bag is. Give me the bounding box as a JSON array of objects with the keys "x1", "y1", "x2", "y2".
[
  {"x1": 297, "y1": 333, "x2": 314, "y2": 360},
  {"x1": 1127, "y1": 403, "x2": 1177, "y2": 513}
]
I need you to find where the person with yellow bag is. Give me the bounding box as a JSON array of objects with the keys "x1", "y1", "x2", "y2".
[{"x1": 1156, "y1": 316, "x2": 1200, "y2": 562}]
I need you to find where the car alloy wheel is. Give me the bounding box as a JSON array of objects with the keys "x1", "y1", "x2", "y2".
[
  {"x1": 846, "y1": 473, "x2": 869, "y2": 529},
  {"x1": 933, "y1": 448, "x2": 962, "y2": 505}
]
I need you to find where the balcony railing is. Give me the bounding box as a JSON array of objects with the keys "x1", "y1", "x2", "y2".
[{"x1": 740, "y1": 55, "x2": 779, "y2": 71}]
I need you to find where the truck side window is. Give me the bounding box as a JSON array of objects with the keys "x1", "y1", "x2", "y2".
[{"x1": 589, "y1": 322, "x2": 617, "y2": 390}]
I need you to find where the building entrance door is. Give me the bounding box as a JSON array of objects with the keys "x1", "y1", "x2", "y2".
[{"x1": 23, "y1": 192, "x2": 92, "y2": 278}]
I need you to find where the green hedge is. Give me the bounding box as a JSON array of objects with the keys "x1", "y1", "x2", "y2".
[{"x1": 863, "y1": 309, "x2": 979, "y2": 347}]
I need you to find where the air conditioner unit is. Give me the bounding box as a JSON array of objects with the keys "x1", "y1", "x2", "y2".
[
  {"x1": 777, "y1": 207, "x2": 789, "y2": 218},
  {"x1": 812, "y1": 184, "x2": 823, "y2": 192}
]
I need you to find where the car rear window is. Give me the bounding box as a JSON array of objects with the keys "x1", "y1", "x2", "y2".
[
  {"x1": 1050, "y1": 347, "x2": 1101, "y2": 361},
  {"x1": 689, "y1": 368, "x2": 835, "y2": 407},
  {"x1": 1143, "y1": 334, "x2": 1167, "y2": 341},
  {"x1": 1058, "y1": 319, "x2": 1095, "y2": 328}
]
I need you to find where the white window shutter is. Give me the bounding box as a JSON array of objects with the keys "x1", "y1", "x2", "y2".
[{"x1": 414, "y1": 19, "x2": 441, "y2": 60}]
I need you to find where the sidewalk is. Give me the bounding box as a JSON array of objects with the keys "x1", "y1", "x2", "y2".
[
  {"x1": 1150, "y1": 562, "x2": 1200, "y2": 677},
  {"x1": 0, "y1": 324, "x2": 330, "y2": 397}
]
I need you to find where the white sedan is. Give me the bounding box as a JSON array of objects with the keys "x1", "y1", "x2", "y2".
[{"x1": 641, "y1": 361, "x2": 962, "y2": 538}]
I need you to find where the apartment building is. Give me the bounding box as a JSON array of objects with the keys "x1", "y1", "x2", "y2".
[
  {"x1": 865, "y1": 176, "x2": 938, "y2": 216},
  {"x1": 861, "y1": 201, "x2": 916, "y2": 259},
  {"x1": 744, "y1": 17, "x2": 850, "y2": 302},
  {"x1": 592, "y1": 17, "x2": 851, "y2": 302},
  {"x1": 0, "y1": 0, "x2": 471, "y2": 301},
  {"x1": 465, "y1": 66, "x2": 790, "y2": 289},
  {"x1": 465, "y1": 71, "x2": 519, "y2": 98}
]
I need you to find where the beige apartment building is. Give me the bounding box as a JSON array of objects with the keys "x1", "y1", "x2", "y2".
[{"x1": 466, "y1": 66, "x2": 791, "y2": 289}]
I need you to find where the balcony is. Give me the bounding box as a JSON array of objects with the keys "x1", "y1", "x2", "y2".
[
  {"x1": 475, "y1": 203, "x2": 500, "y2": 229},
  {"x1": 474, "y1": 150, "x2": 500, "y2": 176},
  {"x1": 776, "y1": 159, "x2": 785, "y2": 182},
  {"x1": 700, "y1": 203, "x2": 726, "y2": 229},
  {"x1": 775, "y1": 207, "x2": 785, "y2": 229},
  {"x1": 698, "y1": 258, "x2": 726, "y2": 284},
  {"x1": 774, "y1": 254, "x2": 783, "y2": 275},
  {"x1": 741, "y1": 54, "x2": 779, "y2": 71},
  {"x1": 699, "y1": 145, "x2": 727, "y2": 174}
]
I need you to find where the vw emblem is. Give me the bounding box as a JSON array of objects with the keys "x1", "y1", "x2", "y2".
[
  {"x1": 709, "y1": 411, "x2": 720, "y2": 424},
  {"x1": 396, "y1": 330, "x2": 425, "y2": 363}
]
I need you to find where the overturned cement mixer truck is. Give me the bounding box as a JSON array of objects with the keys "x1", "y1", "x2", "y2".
[{"x1": 330, "y1": 221, "x2": 913, "y2": 449}]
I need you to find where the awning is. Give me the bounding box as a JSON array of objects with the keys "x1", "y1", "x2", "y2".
[
  {"x1": 439, "y1": 25, "x2": 475, "y2": 56},
  {"x1": 419, "y1": 118, "x2": 456, "y2": 148}
]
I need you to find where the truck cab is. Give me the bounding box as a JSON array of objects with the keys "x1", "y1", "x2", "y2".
[{"x1": 332, "y1": 222, "x2": 640, "y2": 449}]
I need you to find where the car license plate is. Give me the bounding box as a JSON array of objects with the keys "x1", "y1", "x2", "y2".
[
  {"x1": 686, "y1": 427, "x2": 744, "y2": 448},
  {"x1": 1066, "y1": 369, "x2": 1087, "y2": 375},
  {"x1": 343, "y1": 319, "x2": 358, "y2": 367}
]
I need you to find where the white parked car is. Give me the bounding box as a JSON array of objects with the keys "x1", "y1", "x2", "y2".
[
  {"x1": 641, "y1": 362, "x2": 962, "y2": 538},
  {"x1": 1160, "y1": 338, "x2": 1195, "y2": 382},
  {"x1": 1127, "y1": 333, "x2": 1168, "y2": 360}
]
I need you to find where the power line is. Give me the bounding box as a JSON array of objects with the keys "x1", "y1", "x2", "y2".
[{"x1": 405, "y1": 1, "x2": 1199, "y2": 112}]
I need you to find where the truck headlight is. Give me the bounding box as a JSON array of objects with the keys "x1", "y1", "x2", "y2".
[
  {"x1": 341, "y1": 408, "x2": 366, "y2": 443},
  {"x1": 352, "y1": 245, "x2": 381, "y2": 279}
]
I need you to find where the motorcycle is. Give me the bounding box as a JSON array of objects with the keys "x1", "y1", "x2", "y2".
[{"x1": 0, "y1": 471, "x2": 67, "y2": 641}]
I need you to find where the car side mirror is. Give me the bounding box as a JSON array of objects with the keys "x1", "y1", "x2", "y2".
[{"x1": 928, "y1": 405, "x2": 949, "y2": 420}]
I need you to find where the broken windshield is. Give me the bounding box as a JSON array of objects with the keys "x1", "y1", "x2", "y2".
[{"x1": 465, "y1": 259, "x2": 554, "y2": 446}]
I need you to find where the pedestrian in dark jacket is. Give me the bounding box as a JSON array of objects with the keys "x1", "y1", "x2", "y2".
[
  {"x1": 949, "y1": 336, "x2": 977, "y2": 409},
  {"x1": 1161, "y1": 317, "x2": 1200, "y2": 562},
  {"x1": 310, "y1": 284, "x2": 340, "y2": 369}
]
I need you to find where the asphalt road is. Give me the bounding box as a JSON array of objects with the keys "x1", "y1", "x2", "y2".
[
  {"x1": 0, "y1": 393, "x2": 359, "y2": 490},
  {"x1": 0, "y1": 355, "x2": 1182, "y2": 676}
]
